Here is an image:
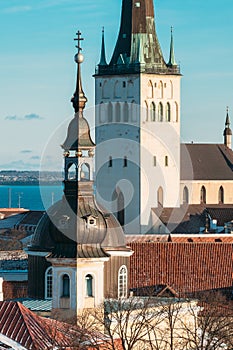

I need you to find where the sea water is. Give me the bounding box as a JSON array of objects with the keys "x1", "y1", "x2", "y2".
[{"x1": 0, "y1": 185, "x2": 63, "y2": 211}]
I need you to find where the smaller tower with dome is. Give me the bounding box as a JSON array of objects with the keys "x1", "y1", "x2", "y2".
[
  {"x1": 27, "y1": 31, "x2": 133, "y2": 319},
  {"x1": 223, "y1": 107, "x2": 232, "y2": 149}
]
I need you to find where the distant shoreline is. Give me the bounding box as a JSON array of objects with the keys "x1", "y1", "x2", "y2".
[{"x1": 0, "y1": 182, "x2": 62, "y2": 186}]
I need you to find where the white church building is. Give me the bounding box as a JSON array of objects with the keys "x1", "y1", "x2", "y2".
[{"x1": 94, "y1": 0, "x2": 233, "y2": 234}]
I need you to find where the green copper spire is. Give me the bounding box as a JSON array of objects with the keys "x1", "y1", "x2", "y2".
[
  {"x1": 98, "y1": 27, "x2": 107, "y2": 66},
  {"x1": 168, "y1": 27, "x2": 177, "y2": 67}
]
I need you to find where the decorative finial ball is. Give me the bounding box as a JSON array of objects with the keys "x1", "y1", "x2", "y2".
[{"x1": 75, "y1": 53, "x2": 84, "y2": 64}]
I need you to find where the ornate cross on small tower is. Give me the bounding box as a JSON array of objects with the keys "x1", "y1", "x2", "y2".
[{"x1": 74, "y1": 30, "x2": 84, "y2": 53}]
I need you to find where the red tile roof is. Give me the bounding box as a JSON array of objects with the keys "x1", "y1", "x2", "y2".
[
  {"x1": 0, "y1": 301, "x2": 70, "y2": 349},
  {"x1": 169, "y1": 234, "x2": 233, "y2": 243},
  {"x1": 126, "y1": 235, "x2": 169, "y2": 243},
  {"x1": 129, "y1": 242, "x2": 233, "y2": 296}
]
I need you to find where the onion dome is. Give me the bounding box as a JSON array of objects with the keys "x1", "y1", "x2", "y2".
[{"x1": 29, "y1": 195, "x2": 127, "y2": 258}]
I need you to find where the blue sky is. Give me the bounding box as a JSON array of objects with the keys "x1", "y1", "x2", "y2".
[{"x1": 1, "y1": 0, "x2": 233, "y2": 170}]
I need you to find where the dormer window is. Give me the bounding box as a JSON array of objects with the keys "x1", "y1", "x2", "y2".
[
  {"x1": 82, "y1": 215, "x2": 98, "y2": 229},
  {"x1": 59, "y1": 215, "x2": 70, "y2": 228}
]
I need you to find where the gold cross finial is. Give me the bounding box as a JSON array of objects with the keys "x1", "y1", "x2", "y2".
[{"x1": 74, "y1": 30, "x2": 84, "y2": 53}]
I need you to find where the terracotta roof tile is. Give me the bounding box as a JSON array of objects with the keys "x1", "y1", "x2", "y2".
[{"x1": 129, "y1": 242, "x2": 233, "y2": 296}]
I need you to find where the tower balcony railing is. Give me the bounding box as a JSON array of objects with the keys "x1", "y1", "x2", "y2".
[{"x1": 95, "y1": 63, "x2": 181, "y2": 76}]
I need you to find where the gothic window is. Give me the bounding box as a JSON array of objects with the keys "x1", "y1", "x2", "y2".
[
  {"x1": 147, "y1": 80, "x2": 153, "y2": 99},
  {"x1": 144, "y1": 101, "x2": 149, "y2": 122},
  {"x1": 123, "y1": 102, "x2": 129, "y2": 122},
  {"x1": 166, "y1": 102, "x2": 171, "y2": 122},
  {"x1": 170, "y1": 80, "x2": 173, "y2": 99},
  {"x1": 183, "y1": 186, "x2": 189, "y2": 204},
  {"x1": 157, "y1": 187, "x2": 164, "y2": 206},
  {"x1": 131, "y1": 100, "x2": 137, "y2": 122},
  {"x1": 158, "y1": 102, "x2": 163, "y2": 122},
  {"x1": 114, "y1": 81, "x2": 121, "y2": 98},
  {"x1": 102, "y1": 80, "x2": 109, "y2": 98},
  {"x1": 62, "y1": 274, "x2": 70, "y2": 297},
  {"x1": 175, "y1": 102, "x2": 179, "y2": 122},
  {"x1": 108, "y1": 102, "x2": 113, "y2": 123},
  {"x1": 200, "y1": 186, "x2": 206, "y2": 204},
  {"x1": 68, "y1": 163, "x2": 77, "y2": 181},
  {"x1": 118, "y1": 265, "x2": 127, "y2": 298},
  {"x1": 153, "y1": 156, "x2": 156, "y2": 166},
  {"x1": 158, "y1": 81, "x2": 163, "y2": 99},
  {"x1": 218, "y1": 186, "x2": 224, "y2": 204},
  {"x1": 113, "y1": 189, "x2": 125, "y2": 227},
  {"x1": 116, "y1": 102, "x2": 121, "y2": 123},
  {"x1": 85, "y1": 274, "x2": 93, "y2": 297},
  {"x1": 127, "y1": 81, "x2": 134, "y2": 98},
  {"x1": 45, "y1": 267, "x2": 53, "y2": 299},
  {"x1": 80, "y1": 163, "x2": 90, "y2": 181},
  {"x1": 150, "y1": 102, "x2": 156, "y2": 121}
]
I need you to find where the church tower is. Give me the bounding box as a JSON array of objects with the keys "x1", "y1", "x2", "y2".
[
  {"x1": 28, "y1": 32, "x2": 132, "y2": 319},
  {"x1": 223, "y1": 108, "x2": 232, "y2": 149},
  {"x1": 94, "y1": 0, "x2": 182, "y2": 234}
]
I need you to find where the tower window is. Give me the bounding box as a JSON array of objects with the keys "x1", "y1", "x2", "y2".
[
  {"x1": 86, "y1": 274, "x2": 93, "y2": 297},
  {"x1": 218, "y1": 186, "x2": 224, "y2": 204},
  {"x1": 118, "y1": 265, "x2": 127, "y2": 298},
  {"x1": 200, "y1": 186, "x2": 206, "y2": 204},
  {"x1": 45, "y1": 267, "x2": 53, "y2": 299},
  {"x1": 165, "y1": 156, "x2": 168, "y2": 167},
  {"x1": 124, "y1": 156, "x2": 127, "y2": 167},
  {"x1": 99, "y1": 82, "x2": 102, "y2": 87},
  {"x1": 153, "y1": 156, "x2": 156, "y2": 166},
  {"x1": 109, "y1": 156, "x2": 113, "y2": 167},
  {"x1": 122, "y1": 34, "x2": 127, "y2": 39},
  {"x1": 62, "y1": 274, "x2": 70, "y2": 297},
  {"x1": 135, "y1": 2, "x2": 141, "y2": 7},
  {"x1": 123, "y1": 81, "x2": 126, "y2": 88}
]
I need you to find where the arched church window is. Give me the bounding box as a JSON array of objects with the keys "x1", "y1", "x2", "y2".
[
  {"x1": 123, "y1": 102, "x2": 129, "y2": 122},
  {"x1": 68, "y1": 163, "x2": 77, "y2": 181},
  {"x1": 175, "y1": 102, "x2": 179, "y2": 122},
  {"x1": 116, "y1": 102, "x2": 121, "y2": 123},
  {"x1": 85, "y1": 274, "x2": 93, "y2": 297},
  {"x1": 127, "y1": 80, "x2": 134, "y2": 98},
  {"x1": 45, "y1": 267, "x2": 53, "y2": 299},
  {"x1": 158, "y1": 102, "x2": 163, "y2": 122},
  {"x1": 218, "y1": 186, "x2": 224, "y2": 204},
  {"x1": 200, "y1": 186, "x2": 206, "y2": 204},
  {"x1": 118, "y1": 265, "x2": 127, "y2": 298},
  {"x1": 131, "y1": 100, "x2": 137, "y2": 122},
  {"x1": 157, "y1": 187, "x2": 164, "y2": 207},
  {"x1": 150, "y1": 102, "x2": 156, "y2": 121},
  {"x1": 170, "y1": 80, "x2": 173, "y2": 99},
  {"x1": 147, "y1": 80, "x2": 153, "y2": 99},
  {"x1": 183, "y1": 186, "x2": 189, "y2": 204},
  {"x1": 80, "y1": 163, "x2": 90, "y2": 181},
  {"x1": 158, "y1": 81, "x2": 163, "y2": 99},
  {"x1": 166, "y1": 102, "x2": 171, "y2": 122},
  {"x1": 62, "y1": 274, "x2": 70, "y2": 297},
  {"x1": 108, "y1": 102, "x2": 113, "y2": 123},
  {"x1": 114, "y1": 81, "x2": 121, "y2": 98},
  {"x1": 112, "y1": 189, "x2": 125, "y2": 227},
  {"x1": 144, "y1": 101, "x2": 149, "y2": 122},
  {"x1": 102, "y1": 80, "x2": 109, "y2": 99}
]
